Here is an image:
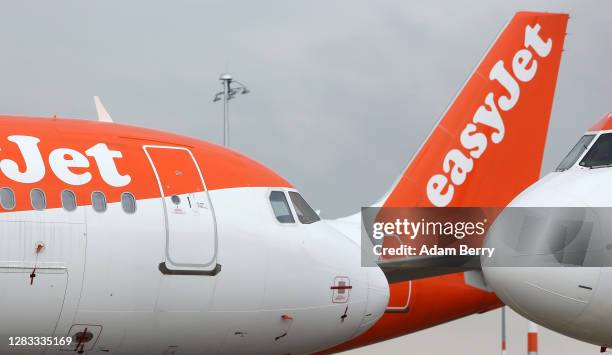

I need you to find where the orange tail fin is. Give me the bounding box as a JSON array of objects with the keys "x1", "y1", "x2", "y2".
[{"x1": 383, "y1": 12, "x2": 569, "y2": 208}]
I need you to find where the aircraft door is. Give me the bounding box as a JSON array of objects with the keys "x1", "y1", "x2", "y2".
[
  {"x1": 0, "y1": 220, "x2": 86, "y2": 355},
  {"x1": 143, "y1": 146, "x2": 218, "y2": 274}
]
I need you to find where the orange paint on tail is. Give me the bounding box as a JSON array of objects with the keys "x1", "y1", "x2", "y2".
[{"x1": 321, "y1": 12, "x2": 569, "y2": 353}]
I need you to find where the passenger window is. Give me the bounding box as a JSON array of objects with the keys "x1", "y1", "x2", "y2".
[
  {"x1": 30, "y1": 188, "x2": 46, "y2": 211},
  {"x1": 121, "y1": 192, "x2": 137, "y2": 214},
  {"x1": 269, "y1": 191, "x2": 295, "y2": 223},
  {"x1": 0, "y1": 188, "x2": 16, "y2": 210},
  {"x1": 61, "y1": 190, "x2": 77, "y2": 211},
  {"x1": 288, "y1": 191, "x2": 320, "y2": 224},
  {"x1": 92, "y1": 191, "x2": 107, "y2": 212}
]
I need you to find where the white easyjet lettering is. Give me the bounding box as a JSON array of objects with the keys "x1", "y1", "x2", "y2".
[
  {"x1": 49, "y1": 148, "x2": 92, "y2": 185},
  {"x1": 0, "y1": 136, "x2": 46, "y2": 183},
  {"x1": 426, "y1": 174, "x2": 453, "y2": 207},
  {"x1": 459, "y1": 123, "x2": 488, "y2": 159},
  {"x1": 512, "y1": 49, "x2": 537, "y2": 82},
  {"x1": 86, "y1": 143, "x2": 131, "y2": 187},
  {"x1": 490, "y1": 61, "x2": 520, "y2": 111},
  {"x1": 473, "y1": 93, "x2": 505, "y2": 143},
  {"x1": 524, "y1": 24, "x2": 552, "y2": 57},
  {"x1": 442, "y1": 149, "x2": 473, "y2": 186},
  {"x1": 0, "y1": 136, "x2": 130, "y2": 187},
  {"x1": 427, "y1": 23, "x2": 553, "y2": 207}
]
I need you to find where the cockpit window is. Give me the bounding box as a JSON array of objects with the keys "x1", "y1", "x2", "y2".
[
  {"x1": 288, "y1": 191, "x2": 320, "y2": 224},
  {"x1": 579, "y1": 133, "x2": 612, "y2": 168},
  {"x1": 269, "y1": 191, "x2": 295, "y2": 223},
  {"x1": 556, "y1": 134, "x2": 595, "y2": 171}
]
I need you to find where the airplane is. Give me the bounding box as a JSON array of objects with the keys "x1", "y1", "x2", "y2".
[
  {"x1": 0, "y1": 111, "x2": 390, "y2": 355},
  {"x1": 321, "y1": 11, "x2": 569, "y2": 353},
  {"x1": 0, "y1": 10, "x2": 567, "y2": 355},
  {"x1": 482, "y1": 109, "x2": 612, "y2": 353}
]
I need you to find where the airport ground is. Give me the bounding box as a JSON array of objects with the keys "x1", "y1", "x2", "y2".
[{"x1": 344, "y1": 307, "x2": 594, "y2": 354}]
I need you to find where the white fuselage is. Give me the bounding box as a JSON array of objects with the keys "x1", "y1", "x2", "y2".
[
  {"x1": 0, "y1": 187, "x2": 388, "y2": 355},
  {"x1": 483, "y1": 165, "x2": 612, "y2": 348}
]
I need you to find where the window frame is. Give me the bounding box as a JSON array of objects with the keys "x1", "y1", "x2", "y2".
[
  {"x1": 288, "y1": 190, "x2": 320, "y2": 224},
  {"x1": 578, "y1": 132, "x2": 612, "y2": 169},
  {"x1": 61, "y1": 189, "x2": 78, "y2": 212},
  {"x1": 0, "y1": 187, "x2": 16, "y2": 210},
  {"x1": 30, "y1": 188, "x2": 46, "y2": 211},
  {"x1": 91, "y1": 191, "x2": 107, "y2": 213},
  {"x1": 267, "y1": 189, "x2": 297, "y2": 226},
  {"x1": 555, "y1": 130, "x2": 612, "y2": 172},
  {"x1": 121, "y1": 192, "x2": 137, "y2": 214},
  {"x1": 556, "y1": 134, "x2": 596, "y2": 171}
]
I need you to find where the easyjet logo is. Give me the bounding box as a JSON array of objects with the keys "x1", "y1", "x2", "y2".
[
  {"x1": 426, "y1": 24, "x2": 553, "y2": 207},
  {"x1": 0, "y1": 135, "x2": 131, "y2": 187}
]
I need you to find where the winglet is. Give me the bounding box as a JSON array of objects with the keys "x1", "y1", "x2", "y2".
[{"x1": 94, "y1": 96, "x2": 114, "y2": 123}]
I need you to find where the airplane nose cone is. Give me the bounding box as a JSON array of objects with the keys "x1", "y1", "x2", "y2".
[
  {"x1": 482, "y1": 176, "x2": 606, "y2": 338},
  {"x1": 483, "y1": 267, "x2": 599, "y2": 325},
  {"x1": 366, "y1": 266, "x2": 390, "y2": 325}
]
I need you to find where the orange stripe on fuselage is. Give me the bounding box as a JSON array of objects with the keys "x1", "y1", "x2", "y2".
[{"x1": 0, "y1": 116, "x2": 291, "y2": 212}]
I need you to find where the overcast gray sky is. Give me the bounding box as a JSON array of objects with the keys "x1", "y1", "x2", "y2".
[{"x1": 0, "y1": 1, "x2": 609, "y2": 354}]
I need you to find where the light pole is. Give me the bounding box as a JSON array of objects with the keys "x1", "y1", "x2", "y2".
[{"x1": 213, "y1": 73, "x2": 250, "y2": 147}]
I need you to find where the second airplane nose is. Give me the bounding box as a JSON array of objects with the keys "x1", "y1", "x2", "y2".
[{"x1": 482, "y1": 177, "x2": 606, "y2": 337}]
